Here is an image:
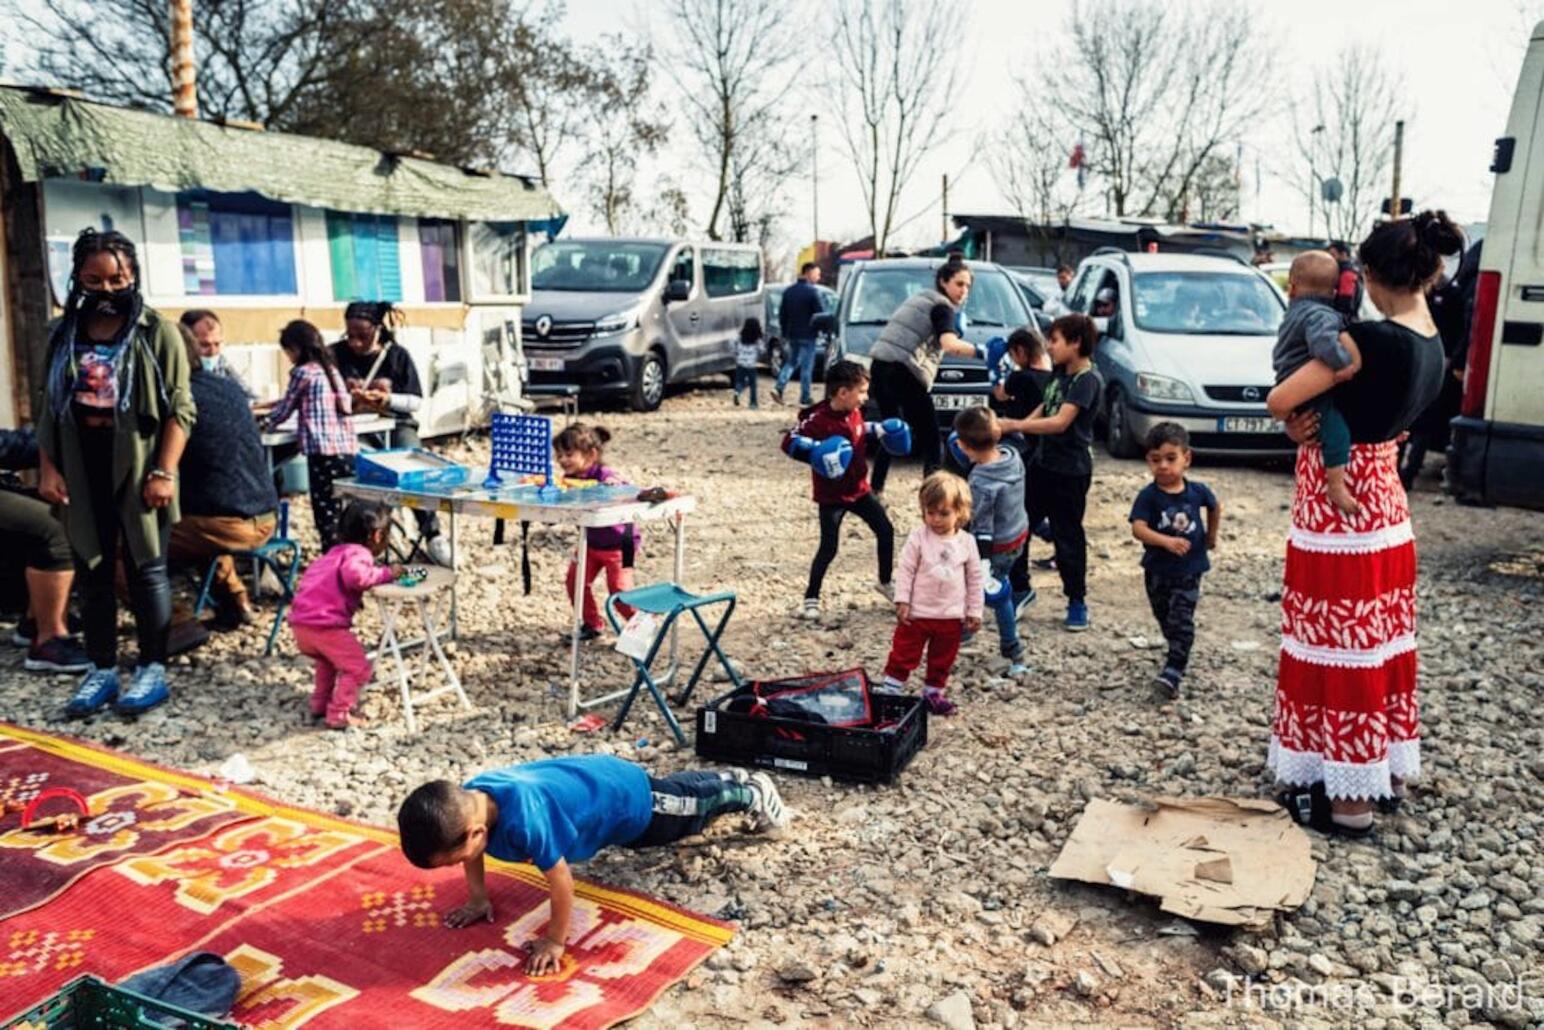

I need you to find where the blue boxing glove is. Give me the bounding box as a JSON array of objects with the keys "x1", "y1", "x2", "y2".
[
  {"x1": 981, "y1": 558, "x2": 1011, "y2": 606},
  {"x1": 786, "y1": 434, "x2": 817, "y2": 463},
  {"x1": 810, "y1": 436, "x2": 854, "y2": 480},
  {"x1": 985, "y1": 335, "x2": 1009, "y2": 385},
  {"x1": 867, "y1": 418, "x2": 912, "y2": 456},
  {"x1": 946, "y1": 430, "x2": 972, "y2": 469}
]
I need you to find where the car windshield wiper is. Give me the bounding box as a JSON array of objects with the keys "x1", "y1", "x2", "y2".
[
  {"x1": 968, "y1": 319, "x2": 1006, "y2": 327},
  {"x1": 845, "y1": 319, "x2": 888, "y2": 326}
]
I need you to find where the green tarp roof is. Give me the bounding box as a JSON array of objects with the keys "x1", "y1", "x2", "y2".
[{"x1": 0, "y1": 86, "x2": 563, "y2": 224}]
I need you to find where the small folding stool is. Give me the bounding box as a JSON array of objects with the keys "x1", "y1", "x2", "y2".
[
  {"x1": 603, "y1": 582, "x2": 742, "y2": 745},
  {"x1": 192, "y1": 499, "x2": 300, "y2": 656},
  {"x1": 369, "y1": 566, "x2": 471, "y2": 732}
]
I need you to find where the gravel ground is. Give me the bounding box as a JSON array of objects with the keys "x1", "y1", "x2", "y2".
[{"x1": 2, "y1": 375, "x2": 1540, "y2": 1029}]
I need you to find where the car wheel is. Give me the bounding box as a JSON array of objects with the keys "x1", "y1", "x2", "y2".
[
  {"x1": 631, "y1": 352, "x2": 665, "y2": 412},
  {"x1": 767, "y1": 341, "x2": 785, "y2": 380},
  {"x1": 1105, "y1": 388, "x2": 1141, "y2": 459}
]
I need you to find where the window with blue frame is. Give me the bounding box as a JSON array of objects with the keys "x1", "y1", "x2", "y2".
[
  {"x1": 326, "y1": 212, "x2": 403, "y2": 302},
  {"x1": 176, "y1": 192, "x2": 297, "y2": 296}
]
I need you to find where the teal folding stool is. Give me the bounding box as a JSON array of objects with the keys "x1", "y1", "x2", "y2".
[{"x1": 603, "y1": 582, "x2": 741, "y2": 745}]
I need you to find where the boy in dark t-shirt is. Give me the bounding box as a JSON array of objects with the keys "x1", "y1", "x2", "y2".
[
  {"x1": 397, "y1": 756, "x2": 788, "y2": 975},
  {"x1": 999, "y1": 314, "x2": 1103, "y2": 632},
  {"x1": 1129, "y1": 422, "x2": 1222, "y2": 698}
]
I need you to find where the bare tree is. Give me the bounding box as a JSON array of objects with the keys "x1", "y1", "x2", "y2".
[
  {"x1": 1039, "y1": 0, "x2": 1270, "y2": 220},
  {"x1": 829, "y1": 0, "x2": 962, "y2": 254},
  {"x1": 500, "y1": 4, "x2": 602, "y2": 186},
  {"x1": 1289, "y1": 45, "x2": 1403, "y2": 242},
  {"x1": 577, "y1": 45, "x2": 669, "y2": 233},
  {"x1": 987, "y1": 88, "x2": 1086, "y2": 261},
  {"x1": 665, "y1": 0, "x2": 796, "y2": 240}
]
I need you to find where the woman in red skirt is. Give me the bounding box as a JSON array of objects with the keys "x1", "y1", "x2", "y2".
[{"x1": 1265, "y1": 211, "x2": 1464, "y2": 836}]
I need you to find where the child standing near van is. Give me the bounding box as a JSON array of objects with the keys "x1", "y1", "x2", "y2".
[
  {"x1": 734, "y1": 318, "x2": 762, "y2": 409},
  {"x1": 1129, "y1": 423, "x2": 1221, "y2": 698},
  {"x1": 998, "y1": 314, "x2": 1103, "y2": 632},
  {"x1": 553, "y1": 423, "x2": 638, "y2": 642}
]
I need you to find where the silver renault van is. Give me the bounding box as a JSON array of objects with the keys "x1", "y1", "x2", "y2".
[{"x1": 522, "y1": 237, "x2": 764, "y2": 411}]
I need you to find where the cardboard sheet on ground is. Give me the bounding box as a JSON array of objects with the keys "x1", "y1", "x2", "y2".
[{"x1": 1049, "y1": 796, "x2": 1316, "y2": 930}]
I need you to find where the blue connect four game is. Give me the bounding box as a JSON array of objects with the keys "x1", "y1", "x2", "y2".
[{"x1": 485, "y1": 412, "x2": 555, "y2": 493}]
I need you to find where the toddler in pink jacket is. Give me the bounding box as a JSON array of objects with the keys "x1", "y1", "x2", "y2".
[
  {"x1": 881, "y1": 472, "x2": 982, "y2": 715},
  {"x1": 289, "y1": 501, "x2": 402, "y2": 728}
]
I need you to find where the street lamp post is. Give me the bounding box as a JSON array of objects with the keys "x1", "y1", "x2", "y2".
[{"x1": 1309, "y1": 123, "x2": 1324, "y2": 239}]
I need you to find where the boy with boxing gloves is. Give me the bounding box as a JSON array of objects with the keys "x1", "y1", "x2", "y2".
[{"x1": 781, "y1": 360, "x2": 909, "y2": 620}]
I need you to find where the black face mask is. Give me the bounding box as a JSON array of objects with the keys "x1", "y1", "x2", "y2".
[{"x1": 79, "y1": 286, "x2": 138, "y2": 318}]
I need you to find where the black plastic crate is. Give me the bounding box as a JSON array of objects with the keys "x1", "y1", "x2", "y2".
[
  {"x1": 695, "y1": 688, "x2": 927, "y2": 784},
  {"x1": 3, "y1": 975, "x2": 238, "y2": 1029}
]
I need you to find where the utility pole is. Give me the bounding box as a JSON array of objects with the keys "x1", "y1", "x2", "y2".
[
  {"x1": 171, "y1": 0, "x2": 198, "y2": 118},
  {"x1": 1389, "y1": 119, "x2": 1405, "y2": 221},
  {"x1": 811, "y1": 113, "x2": 820, "y2": 247},
  {"x1": 1309, "y1": 123, "x2": 1324, "y2": 239},
  {"x1": 941, "y1": 174, "x2": 949, "y2": 245}
]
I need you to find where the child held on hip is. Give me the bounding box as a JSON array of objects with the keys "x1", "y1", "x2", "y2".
[
  {"x1": 1266, "y1": 250, "x2": 1364, "y2": 516},
  {"x1": 288, "y1": 501, "x2": 403, "y2": 729},
  {"x1": 882, "y1": 471, "x2": 982, "y2": 715},
  {"x1": 780, "y1": 360, "x2": 896, "y2": 620},
  {"x1": 554, "y1": 423, "x2": 638, "y2": 642},
  {"x1": 397, "y1": 755, "x2": 789, "y2": 975}
]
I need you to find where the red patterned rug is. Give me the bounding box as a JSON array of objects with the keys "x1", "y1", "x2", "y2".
[{"x1": 0, "y1": 723, "x2": 733, "y2": 1028}]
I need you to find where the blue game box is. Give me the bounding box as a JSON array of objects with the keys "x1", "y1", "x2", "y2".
[{"x1": 354, "y1": 449, "x2": 471, "y2": 491}]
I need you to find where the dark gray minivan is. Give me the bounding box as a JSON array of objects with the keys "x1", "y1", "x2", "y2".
[{"x1": 522, "y1": 237, "x2": 763, "y2": 411}]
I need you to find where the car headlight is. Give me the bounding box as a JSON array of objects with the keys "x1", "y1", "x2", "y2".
[
  {"x1": 594, "y1": 309, "x2": 639, "y2": 335},
  {"x1": 1135, "y1": 373, "x2": 1195, "y2": 403}
]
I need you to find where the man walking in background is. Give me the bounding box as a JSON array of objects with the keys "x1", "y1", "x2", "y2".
[{"x1": 775, "y1": 262, "x2": 825, "y2": 406}]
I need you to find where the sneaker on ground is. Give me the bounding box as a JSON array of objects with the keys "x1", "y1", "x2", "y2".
[
  {"x1": 733, "y1": 393, "x2": 741, "y2": 406},
  {"x1": 873, "y1": 677, "x2": 904, "y2": 695},
  {"x1": 1153, "y1": 667, "x2": 1182, "y2": 698},
  {"x1": 1013, "y1": 587, "x2": 1037, "y2": 617},
  {"x1": 874, "y1": 581, "x2": 895, "y2": 602},
  {"x1": 25, "y1": 636, "x2": 92, "y2": 674},
  {"x1": 563, "y1": 624, "x2": 601, "y2": 644},
  {"x1": 1065, "y1": 600, "x2": 1090, "y2": 632},
  {"x1": 798, "y1": 599, "x2": 820, "y2": 620},
  {"x1": 922, "y1": 687, "x2": 958, "y2": 716},
  {"x1": 425, "y1": 535, "x2": 456, "y2": 568},
  {"x1": 1007, "y1": 661, "x2": 1032, "y2": 678},
  {"x1": 746, "y1": 771, "x2": 790, "y2": 834},
  {"x1": 115, "y1": 662, "x2": 170, "y2": 715},
  {"x1": 771, "y1": 387, "x2": 784, "y2": 405},
  {"x1": 66, "y1": 666, "x2": 119, "y2": 718},
  {"x1": 10, "y1": 616, "x2": 34, "y2": 648},
  {"x1": 1032, "y1": 556, "x2": 1057, "y2": 571},
  {"x1": 722, "y1": 767, "x2": 751, "y2": 785}
]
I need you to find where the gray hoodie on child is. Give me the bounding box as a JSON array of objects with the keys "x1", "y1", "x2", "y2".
[{"x1": 967, "y1": 446, "x2": 1029, "y2": 556}]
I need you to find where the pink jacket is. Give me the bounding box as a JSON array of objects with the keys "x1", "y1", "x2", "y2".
[
  {"x1": 893, "y1": 527, "x2": 983, "y2": 621},
  {"x1": 289, "y1": 543, "x2": 396, "y2": 629}
]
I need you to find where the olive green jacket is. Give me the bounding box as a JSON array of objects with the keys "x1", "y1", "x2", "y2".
[{"x1": 36, "y1": 308, "x2": 196, "y2": 568}]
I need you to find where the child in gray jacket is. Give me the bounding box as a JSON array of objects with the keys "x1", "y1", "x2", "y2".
[{"x1": 952, "y1": 406, "x2": 1029, "y2": 675}]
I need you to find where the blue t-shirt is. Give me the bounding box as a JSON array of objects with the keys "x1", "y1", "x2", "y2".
[
  {"x1": 1128, "y1": 479, "x2": 1218, "y2": 576},
  {"x1": 464, "y1": 756, "x2": 653, "y2": 871}
]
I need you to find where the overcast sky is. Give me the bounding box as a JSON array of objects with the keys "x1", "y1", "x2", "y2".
[{"x1": 559, "y1": 0, "x2": 1542, "y2": 251}]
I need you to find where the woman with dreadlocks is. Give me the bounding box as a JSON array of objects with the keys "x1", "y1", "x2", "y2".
[
  {"x1": 330, "y1": 301, "x2": 452, "y2": 567},
  {"x1": 37, "y1": 228, "x2": 195, "y2": 718}
]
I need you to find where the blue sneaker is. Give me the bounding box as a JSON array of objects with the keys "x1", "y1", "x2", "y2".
[
  {"x1": 1065, "y1": 600, "x2": 1090, "y2": 632},
  {"x1": 66, "y1": 666, "x2": 118, "y2": 718},
  {"x1": 1013, "y1": 587, "x2": 1037, "y2": 617},
  {"x1": 115, "y1": 662, "x2": 169, "y2": 715},
  {"x1": 1007, "y1": 661, "x2": 1031, "y2": 677}
]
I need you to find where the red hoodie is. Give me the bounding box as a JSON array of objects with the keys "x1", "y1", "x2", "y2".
[{"x1": 781, "y1": 399, "x2": 869, "y2": 505}]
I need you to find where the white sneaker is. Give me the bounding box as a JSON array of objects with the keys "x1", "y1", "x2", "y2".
[
  {"x1": 875, "y1": 581, "x2": 895, "y2": 602},
  {"x1": 798, "y1": 599, "x2": 820, "y2": 620},
  {"x1": 746, "y1": 771, "x2": 790, "y2": 835},
  {"x1": 425, "y1": 535, "x2": 456, "y2": 568}
]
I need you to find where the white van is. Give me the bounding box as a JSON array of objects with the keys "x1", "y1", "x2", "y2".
[{"x1": 1449, "y1": 19, "x2": 1544, "y2": 510}]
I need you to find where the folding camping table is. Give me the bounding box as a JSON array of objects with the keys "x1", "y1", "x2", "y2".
[{"x1": 333, "y1": 478, "x2": 696, "y2": 719}]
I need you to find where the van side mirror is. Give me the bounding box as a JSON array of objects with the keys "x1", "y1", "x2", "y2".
[
  {"x1": 664, "y1": 279, "x2": 691, "y2": 303},
  {"x1": 811, "y1": 313, "x2": 836, "y2": 336}
]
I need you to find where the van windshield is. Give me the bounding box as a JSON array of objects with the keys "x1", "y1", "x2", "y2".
[
  {"x1": 1132, "y1": 271, "x2": 1284, "y2": 335},
  {"x1": 532, "y1": 242, "x2": 670, "y2": 292},
  {"x1": 846, "y1": 267, "x2": 1025, "y2": 327}
]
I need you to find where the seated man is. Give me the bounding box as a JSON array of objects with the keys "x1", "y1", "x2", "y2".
[
  {"x1": 169, "y1": 326, "x2": 280, "y2": 628},
  {"x1": 0, "y1": 426, "x2": 90, "y2": 673},
  {"x1": 180, "y1": 309, "x2": 256, "y2": 401}
]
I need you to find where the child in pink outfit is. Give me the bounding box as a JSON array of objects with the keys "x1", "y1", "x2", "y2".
[
  {"x1": 289, "y1": 502, "x2": 402, "y2": 728},
  {"x1": 881, "y1": 472, "x2": 982, "y2": 715}
]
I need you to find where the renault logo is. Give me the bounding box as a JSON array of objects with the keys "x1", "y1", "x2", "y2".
[
  {"x1": 534, "y1": 315, "x2": 553, "y2": 338},
  {"x1": 1242, "y1": 386, "x2": 1261, "y2": 401}
]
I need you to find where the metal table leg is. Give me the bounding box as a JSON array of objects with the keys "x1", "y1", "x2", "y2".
[
  {"x1": 448, "y1": 505, "x2": 458, "y2": 642},
  {"x1": 567, "y1": 528, "x2": 589, "y2": 719}
]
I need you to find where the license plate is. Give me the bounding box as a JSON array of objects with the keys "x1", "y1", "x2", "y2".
[
  {"x1": 934, "y1": 393, "x2": 984, "y2": 411},
  {"x1": 528, "y1": 357, "x2": 564, "y2": 372},
  {"x1": 1219, "y1": 416, "x2": 1283, "y2": 433}
]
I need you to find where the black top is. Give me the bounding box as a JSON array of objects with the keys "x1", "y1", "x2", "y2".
[
  {"x1": 1334, "y1": 321, "x2": 1445, "y2": 444},
  {"x1": 1129, "y1": 479, "x2": 1219, "y2": 576},
  {"x1": 183, "y1": 371, "x2": 279, "y2": 518},
  {"x1": 996, "y1": 368, "x2": 1051, "y2": 420},
  {"x1": 1033, "y1": 365, "x2": 1103, "y2": 476},
  {"x1": 778, "y1": 281, "x2": 825, "y2": 340},
  {"x1": 330, "y1": 341, "x2": 424, "y2": 426}
]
